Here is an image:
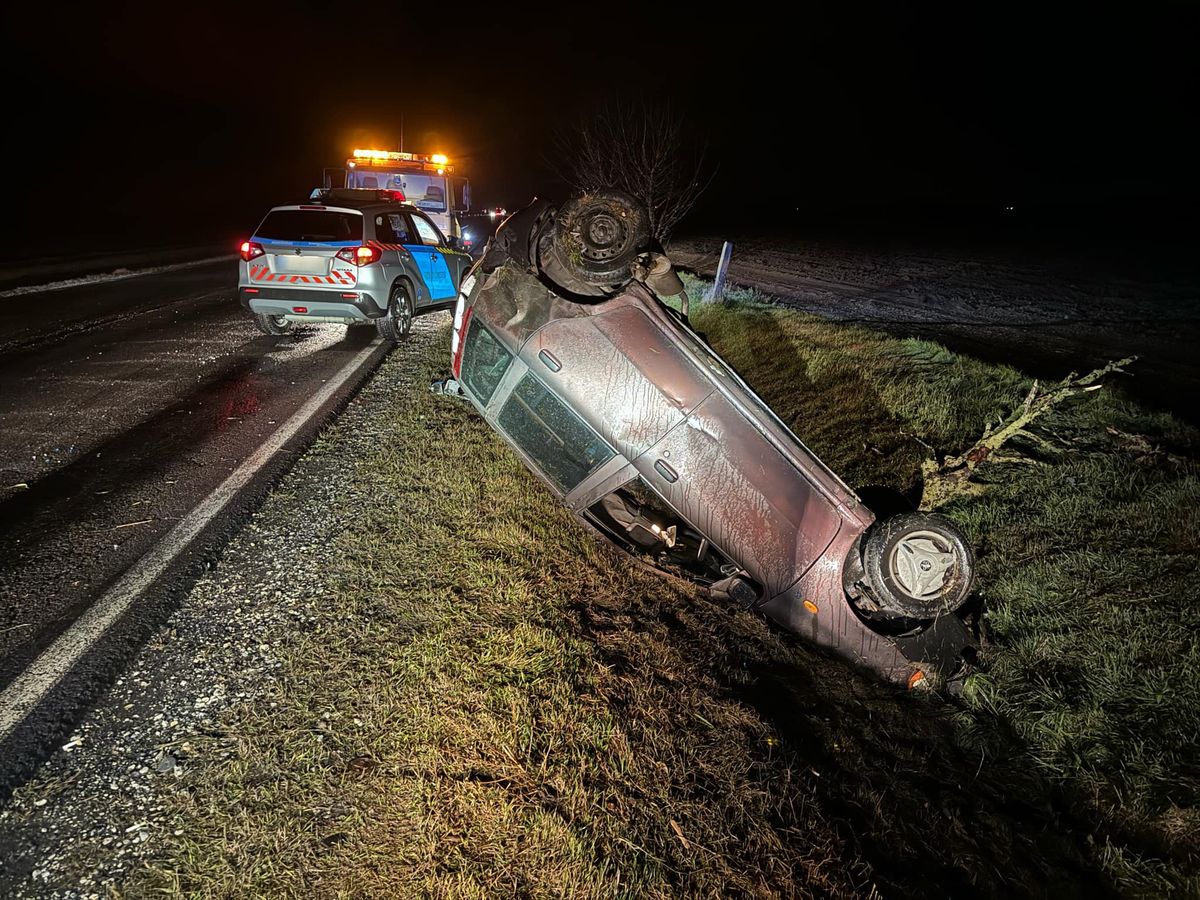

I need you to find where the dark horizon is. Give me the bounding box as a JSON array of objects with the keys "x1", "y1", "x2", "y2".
[{"x1": 2, "y1": 2, "x2": 1196, "y2": 256}]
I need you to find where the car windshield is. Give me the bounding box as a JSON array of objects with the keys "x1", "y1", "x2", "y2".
[
  {"x1": 255, "y1": 210, "x2": 362, "y2": 243},
  {"x1": 402, "y1": 174, "x2": 448, "y2": 212},
  {"x1": 352, "y1": 170, "x2": 447, "y2": 212}
]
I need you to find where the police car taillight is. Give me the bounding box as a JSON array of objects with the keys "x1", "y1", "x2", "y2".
[
  {"x1": 239, "y1": 240, "x2": 265, "y2": 262},
  {"x1": 335, "y1": 245, "x2": 381, "y2": 266}
]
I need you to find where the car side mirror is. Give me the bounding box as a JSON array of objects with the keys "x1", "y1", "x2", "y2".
[{"x1": 446, "y1": 235, "x2": 461, "y2": 250}]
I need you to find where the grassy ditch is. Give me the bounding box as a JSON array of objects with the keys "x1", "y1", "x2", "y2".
[{"x1": 144, "y1": 283, "x2": 1198, "y2": 897}]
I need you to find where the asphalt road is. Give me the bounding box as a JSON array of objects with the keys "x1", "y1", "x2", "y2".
[{"x1": 0, "y1": 259, "x2": 391, "y2": 789}]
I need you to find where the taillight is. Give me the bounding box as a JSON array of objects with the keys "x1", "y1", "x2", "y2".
[
  {"x1": 335, "y1": 245, "x2": 382, "y2": 266},
  {"x1": 239, "y1": 240, "x2": 264, "y2": 262},
  {"x1": 451, "y1": 305, "x2": 473, "y2": 378},
  {"x1": 451, "y1": 273, "x2": 477, "y2": 377}
]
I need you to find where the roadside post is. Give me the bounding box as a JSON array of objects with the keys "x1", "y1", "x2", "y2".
[{"x1": 705, "y1": 241, "x2": 734, "y2": 301}]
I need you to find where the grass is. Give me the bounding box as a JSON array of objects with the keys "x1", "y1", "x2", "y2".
[{"x1": 139, "y1": 280, "x2": 1198, "y2": 897}]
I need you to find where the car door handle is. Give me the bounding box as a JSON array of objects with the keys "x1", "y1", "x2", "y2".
[{"x1": 654, "y1": 459, "x2": 679, "y2": 483}]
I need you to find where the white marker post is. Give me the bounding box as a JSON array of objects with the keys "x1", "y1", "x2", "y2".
[{"x1": 705, "y1": 241, "x2": 734, "y2": 302}]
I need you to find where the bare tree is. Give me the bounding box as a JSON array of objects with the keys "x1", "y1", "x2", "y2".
[{"x1": 554, "y1": 102, "x2": 714, "y2": 242}]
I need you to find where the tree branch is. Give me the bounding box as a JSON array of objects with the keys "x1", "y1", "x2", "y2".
[{"x1": 919, "y1": 356, "x2": 1137, "y2": 510}]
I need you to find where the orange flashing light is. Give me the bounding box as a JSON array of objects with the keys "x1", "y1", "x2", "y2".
[
  {"x1": 907, "y1": 671, "x2": 927, "y2": 690},
  {"x1": 351, "y1": 148, "x2": 452, "y2": 169}
]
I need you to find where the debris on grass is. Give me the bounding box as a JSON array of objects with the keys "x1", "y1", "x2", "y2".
[{"x1": 918, "y1": 356, "x2": 1138, "y2": 509}]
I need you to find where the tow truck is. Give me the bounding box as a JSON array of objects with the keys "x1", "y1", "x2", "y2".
[{"x1": 322, "y1": 148, "x2": 472, "y2": 243}]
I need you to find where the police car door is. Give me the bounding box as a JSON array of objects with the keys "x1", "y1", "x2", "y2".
[
  {"x1": 407, "y1": 211, "x2": 459, "y2": 302},
  {"x1": 374, "y1": 211, "x2": 427, "y2": 302}
]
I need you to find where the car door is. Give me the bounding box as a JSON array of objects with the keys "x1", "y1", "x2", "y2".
[
  {"x1": 373, "y1": 211, "x2": 427, "y2": 301},
  {"x1": 407, "y1": 211, "x2": 461, "y2": 302}
]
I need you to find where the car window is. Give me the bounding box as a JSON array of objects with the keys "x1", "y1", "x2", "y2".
[
  {"x1": 584, "y1": 478, "x2": 742, "y2": 586},
  {"x1": 460, "y1": 318, "x2": 511, "y2": 405},
  {"x1": 450, "y1": 176, "x2": 470, "y2": 211},
  {"x1": 256, "y1": 209, "x2": 362, "y2": 242},
  {"x1": 497, "y1": 374, "x2": 615, "y2": 492},
  {"x1": 403, "y1": 173, "x2": 448, "y2": 212},
  {"x1": 374, "y1": 212, "x2": 413, "y2": 244},
  {"x1": 410, "y1": 213, "x2": 443, "y2": 247}
]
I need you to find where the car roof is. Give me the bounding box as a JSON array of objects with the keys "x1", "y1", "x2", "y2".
[{"x1": 267, "y1": 201, "x2": 423, "y2": 215}]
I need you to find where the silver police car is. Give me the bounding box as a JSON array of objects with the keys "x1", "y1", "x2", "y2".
[{"x1": 238, "y1": 189, "x2": 472, "y2": 341}]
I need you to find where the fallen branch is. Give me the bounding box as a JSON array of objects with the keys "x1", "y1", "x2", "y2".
[
  {"x1": 919, "y1": 356, "x2": 1137, "y2": 510},
  {"x1": 1106, "y1": 426, "x2": 1193, "y2": 472}
]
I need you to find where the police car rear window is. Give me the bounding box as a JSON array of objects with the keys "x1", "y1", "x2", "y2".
[{"x1": 255, "y1": 210, "x2": 363, "y2": 242}]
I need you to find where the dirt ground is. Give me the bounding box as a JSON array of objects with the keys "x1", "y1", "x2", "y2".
[{"x1": 669, "y1": 235, "x2": 1200, "y2": 423}]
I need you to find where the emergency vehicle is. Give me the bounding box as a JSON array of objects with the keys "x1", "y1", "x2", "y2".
[
  {"x1": 325, "y1": 148, "x2": 471, "y2": 242},
  {"x1": 238, "y1": 190, "x2": 472, "y2": 342}
]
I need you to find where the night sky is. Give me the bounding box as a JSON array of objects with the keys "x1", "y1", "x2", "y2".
[{"x1": 2, "y1": 2, "x2": 1195, "y2": 254}]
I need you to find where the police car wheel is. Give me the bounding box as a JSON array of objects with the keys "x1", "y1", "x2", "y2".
[
  {"x1": 254, "y1": 313, "x2": 293, "y2": 336},
  {"x1": 376, "y1": 285, "x2": 413, "y2": 343}
]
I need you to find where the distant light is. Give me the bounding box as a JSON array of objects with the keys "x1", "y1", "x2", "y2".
[{"x1": 1005, "y1": 205, "x2": 1015, "y2": 212}]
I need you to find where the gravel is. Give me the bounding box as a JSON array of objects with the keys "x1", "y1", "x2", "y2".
[{"x1": 0, "y1": 317, "x2": 448, "y2": 898}]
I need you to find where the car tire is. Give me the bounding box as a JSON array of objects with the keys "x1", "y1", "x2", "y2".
[
  {"x1": 551, "y1": 189, "x2": 650, "y2": 286},
  {"x1": 860, "y1": 513, "x2": 975, "y2": 621},
  {"x1": 254, "y1": 313, "x2": 293, "y2": 336},
  {"x1": 376, "y1": 284, "x2": 413, "y2": 343}
]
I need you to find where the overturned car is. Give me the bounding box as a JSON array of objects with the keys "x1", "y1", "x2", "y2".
[{"x1": 447, "y1": 192, "x2": 977, "y2": 688}]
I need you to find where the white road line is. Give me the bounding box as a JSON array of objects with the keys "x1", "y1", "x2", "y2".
[
  {"x1": 0, "y1": 255, "x2": 236, "y2": 299},
  {"x1": 0, "y1": 338, "x2": 383, "y2": 741}
]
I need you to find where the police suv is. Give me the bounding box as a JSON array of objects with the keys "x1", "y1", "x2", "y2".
[{"x1": 238, "y1": 189, "x2": 473, "y2": 341}]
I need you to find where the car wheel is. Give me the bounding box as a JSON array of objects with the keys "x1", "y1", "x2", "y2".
[
  {"x1": 376, "y1": 284, "x2": 413, "y2": 343},
  {"x1": 253, "y1": 313, "x2": 292, "y2": 336},
  {"x1": 860, "y1": 513, "x2": 975, "y2": 621},
  {"x1": 551, "y1": 189, "x2": 650, "y2": 286}
]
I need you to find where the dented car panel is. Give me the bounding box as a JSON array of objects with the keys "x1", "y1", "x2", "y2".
[
  {"x1": 452, "y1": 215, "x2": 976, "y2": 687},
  {"x1": 760, "y1": 527, "x2": 915, "y2": 684}
]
